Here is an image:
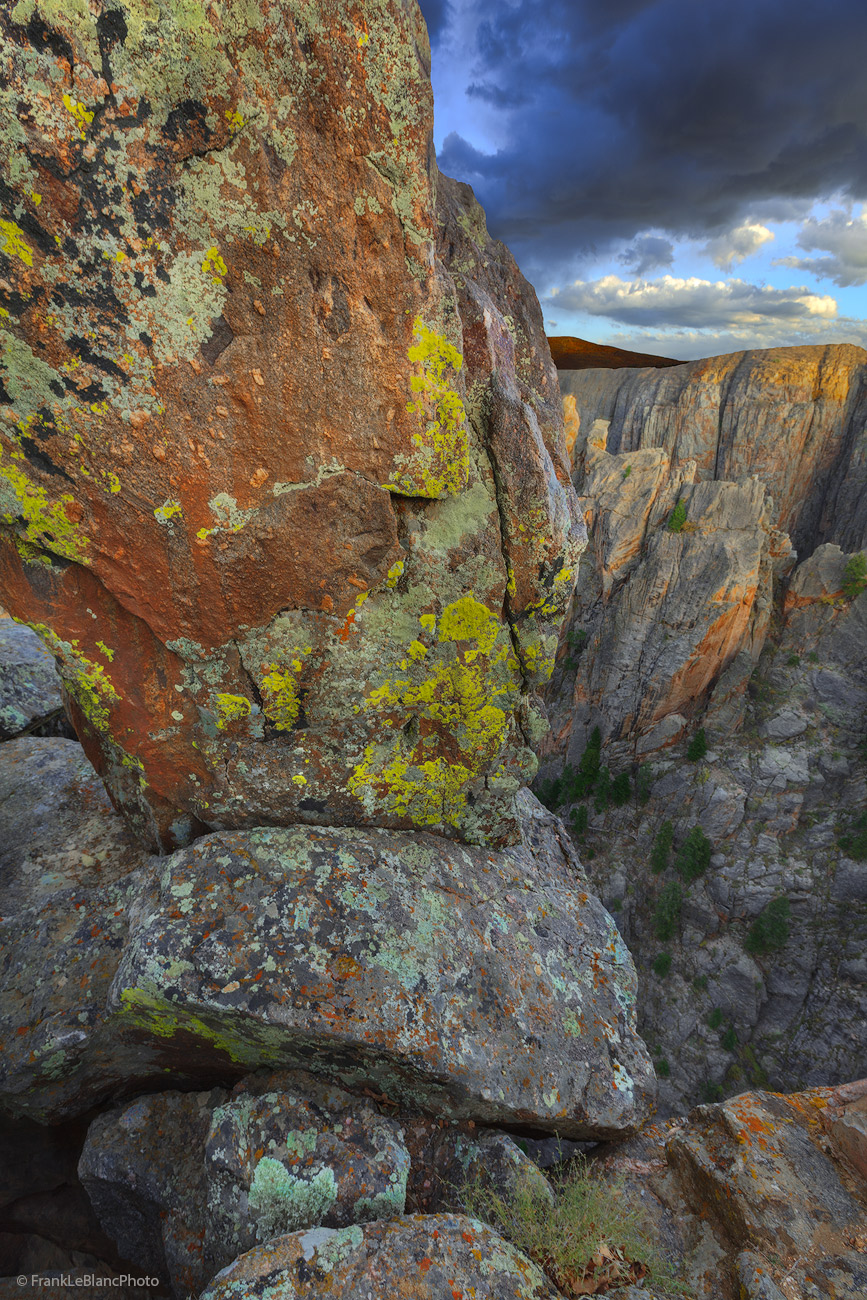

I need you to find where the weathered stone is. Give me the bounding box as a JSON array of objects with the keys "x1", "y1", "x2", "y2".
[
  {"x1": 666, "y1": 1089, "x2": 867, "y2": 1286},
  {"x1": 558, "y1": 345, "x2": 867, "y2": 555},
  {"x1": 735, "y1": 1250, "x2": 787, "y2": 1300},
  {"x1": 1, "y1": 782, "x2": 653, "y2": 1132},
  {"x1": 0, "y1": 618, "x2": 64, "y2": 739},
  {"x1": 199, "y1": 1214, "x2": 564, "y2": 1300},
  {"x1": 79, "y1": 1071, "x2": 410, "y2": 1298},
  {"x1": 0, "y1": 0, "x2": 582, "y2": 852}
]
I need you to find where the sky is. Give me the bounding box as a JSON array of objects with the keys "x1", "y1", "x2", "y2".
[{"x1": 417, "y1": 0, "x2": 867, "y2": 359}]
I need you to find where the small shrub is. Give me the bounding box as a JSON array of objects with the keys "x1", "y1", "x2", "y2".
[
  {"x1": 568, "y1": 726, "x2": 602, "y2": 800},
  {"x1": 636, "y1": 762, "x2": 653, "y2": 804},
  {"x1": 623, "y1": 463, "x2": 632, "y2": 479},
  {"x1": 536, "y1": 774, "x2": 565, "y2": 811},
  {"x1": 652, "y1": 951, "x2": 672, "y2": 977},
  {"x1": 686, "y1": 728, "x2": 707, "y2": 762},
  {"x1": 842, "y1": 551, "x2": 867, "y2": 600},
  {"x1": 656, "y1": 1057, "x2": 671, "y2": 1078},
  {"x1": 692, "y1": 974, "x2": 709, "y2": 993},
  {"x1": 786, "y1": 653, "x2": 800, "y2": 667},
  {"x1": 570, "y1": 803, "x2": 589, "y2": 838},
  {"x1": 707, "y1": 1006, "x2": 724, "y2": 1030},
  {"x1": 611, "y1": 770, "x2": 631, "y2": 806},
  {"x1": 667, "y1": 498, "x2": 687, "y2": 533},
  {"x1": 462, "y1": 1156, "x2": 692, "y2": 1299},
  {"x1": 609, "y1": 896, "x2": 622, "y2": 912},
  {"x1": 650, "y1": 819, "x2": 674, "y2": 874},
  {"x1": 808, "y1": 650, "x2": 820, "y2": 663},
  {"x1": 564, "y1": 628, "x2": 588, "y2": 670},
  {"x1": 701, "y1": 1081, "x2": 725, "y2": 1104},
  {"x1": 745, "y1": 895, "x2": 791, "y2": 954},
  {"x1": 653, "y1": 880, "x2": 683, "y2": 941},
  {"x1": 720, "y1": 1025, "x2": 737, "y2": 1052},
  {"x1": 839, "y1": 811, "x2": 867, "y2": 861},
  {"x1": 675, "y1": 825, "x2": 713, "y2": 882}
]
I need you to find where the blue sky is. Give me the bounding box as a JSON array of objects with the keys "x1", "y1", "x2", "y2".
[{"x1": 418, "y1": 0, "x2": 867, "y2": 359}]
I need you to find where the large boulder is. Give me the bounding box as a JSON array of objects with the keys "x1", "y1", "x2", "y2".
[
  {"x1": 0, "y1": 750, "x2": 654, "y2": 1133},
  {"x1": 79, "y1": 1072, "x2": 411, "y2": 1298},
  {"x1": 0, "y1": 0, "x2": 582, "y2": 851},
  {"x1": 198, "y1": 1214, "x2": 565, "y2": 1300}
]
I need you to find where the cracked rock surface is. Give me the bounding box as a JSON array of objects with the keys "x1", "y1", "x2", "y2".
[{"x1": 0, "y1": 0, "x2": 583, "y2": 852}]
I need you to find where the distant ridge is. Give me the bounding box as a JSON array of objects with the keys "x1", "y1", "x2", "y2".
[{"x1": 548, "y1": 335, "x2": 682, "y2": 370}]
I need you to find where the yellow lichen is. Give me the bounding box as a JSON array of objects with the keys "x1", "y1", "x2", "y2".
[
  {"x1": 28, "y1": 624, "x2": 120, "y2": 733},
  {"x1": 384, "y1": 317, "x2": 468, "y2": 499},
  {"x1": 154, "y1": 499, "x2": 183, "y2": 523},
  {"x1": 260, "y1": 656, "x2": 307, "y2": 731},
  {"x1": 62, "y1": 93, "x2": 94, "y2": 139},
  {"x1": 0, "y1": 451, "x2": 88, "y2": 562},
  {"x1": 215, "y1": 693, "x2": 252, "y2": 729},
  {"x1": 0, "y1": 219, "x2": 33, "y2": 267}
]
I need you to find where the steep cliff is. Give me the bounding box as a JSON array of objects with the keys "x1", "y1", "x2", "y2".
[{"x1": 542, "y1": 347, "x2": 867, "y2": 1114}]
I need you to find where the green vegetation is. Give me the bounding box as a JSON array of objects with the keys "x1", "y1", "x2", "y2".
[
  {"x1": 611, "y1": 770, "x2": 631, "y2": 806},
  {"x1": 720, "y1": 1025, "x2": 737, "y2": 1052},
  {"x1": 593, "y1": 765, "x2": 611, "y2": 812},
  {"x1": 652, "y1": 951, "x2": 672, "y2": 977},
  {"x1": 675, "y1": 826, "x2": 713, "y2": 882},
  {"x1": 636, "y1": 762, "x2": 653, "y2": 804},
  {"x1": 462, "y1": 1157, "x2": 693, "y2": 1299},
  {"x1": 667, "y1": 499, "x2": 687, "y2": 533},
  {"x1": 650, "y1": 820, "x2": 674, "y2": 874},
  {"x1": 570, "y1": 803, "x2": 589, "y2": 838},
  {"x1": 701, "y1": 1081, "x2": 725, "y2": 1104},
  {"x1": 654, "y1": 880, "x2": 683, "y2": 941},
  {"x1": 745, "y1": 896, "x2": 791, "y2": 954},
  {"x1": 609, "y1": 896, "x2": 622, "y2": 912},
  {"x1": 692, "y1": 974, "x2": 709, "y2": 993},
  {"x1": 808, "y1": 650, "x2": 820, "y2": 663},
  {"x1": 564, "y1": 628, "x2": 588, "y2": 670},
  {"x1": 656, "y1": 1057, "x2": 671, "y2": 1079},
  {"x1": 842, "y1": 551, "x2": 867, "y2": 600},
  {"x1": 686, "y1": 728, "x2": 707, "y2": 761},
  {"x1": 707, "y1": 1007, "x2": 724, "y2": 1030},
  {"x1": 786, "y1": 653, "x2": 800, "y2": 667},
  {"x1": 838, "y1": 811, "x2": 867, "y2": 861}
]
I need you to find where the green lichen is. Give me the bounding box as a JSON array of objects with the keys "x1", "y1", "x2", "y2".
[
  {"x1": 248, "y1": 1158, "x2": 337, "y2": 1238},
  {"x1": 0, "y1": 219, "x2": 33, "y2": 265},
  {"x1": 384, "y1": 317, "x2": 468, "y2": 499}
]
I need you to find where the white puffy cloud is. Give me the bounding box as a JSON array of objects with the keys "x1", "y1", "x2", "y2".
[
  {"x1": 545, "y1": 275, "x2": 838, "y2": 329},
  {"x1": 775, "y1": 208, "x2": 867, "y2": 286},
  {"x1": 701, "y1": 222, "x2": 775, "y2": 270}
]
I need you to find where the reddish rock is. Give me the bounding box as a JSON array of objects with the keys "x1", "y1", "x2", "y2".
[{"x1": 0, "y1": 1, "x2": 582, "y2": 850}]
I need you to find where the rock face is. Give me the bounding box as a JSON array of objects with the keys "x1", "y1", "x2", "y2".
[
  {"x1": 79, "y1": 1072, "x2": 411, "y2": 1298},
  {"x1": 0, "y1": 618, "x2": 65, "y2": 738},
  {"x1": 0, "y1": 0, "x2": 582, "y2": 852},
  {"x1": 199, "y1": 1214, "x2": 564, "y2": 1300},
  {"x1": 559, "y1": 345, "x2": 867, "y2": 555},
  {"x1": 539, "y1": 346, "x2": 867, "y2": 1113},
  {"x1": 0, "y1": 744, "x2": 654, "y2": 1135},
  {"x1": 595, "y1": 1081, "x2": 867, "y2": 1300}
]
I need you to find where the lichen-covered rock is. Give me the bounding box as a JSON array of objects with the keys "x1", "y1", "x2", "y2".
[
  {"x1": 0, "y1": 618, "x2": 64, "y2": 738},
  {"x1": 198, "y1": 1214, "x2": 565, "y2": 1300},
  {"x1": 1, "y1": 786, "x2": 654, "y2": 1133},
  {"x1": 593, "y1": 1084, "x2": 867, "y2": 1300},
  {"x1": 666, "y1": 1087, "x2": 867, "y2": 1298},
  {"x1": 0, "y1": 737, "x2": 156, "y2": 1117},
  {"x1": 79, "y1": 1071, "x2": 410, "y2": 1298},
  {"x1": 407, "y1": 1125, "x2": 555, "y2": 1215},
  {"x1": 0, "y1": 0, "x2": 582, "y2": 852}
]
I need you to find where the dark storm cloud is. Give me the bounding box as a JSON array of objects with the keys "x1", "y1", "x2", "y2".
[
  {"x1": 418, "y1": 0, "x2": 450, "y2": 41},
  {"x1": 421, "y1": 0, "x2": 867, "y2": 282}
]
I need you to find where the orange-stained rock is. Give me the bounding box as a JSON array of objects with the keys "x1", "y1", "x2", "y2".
[{"x1": 0, "y1": 1, "x2": 583, "y2": 849}]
